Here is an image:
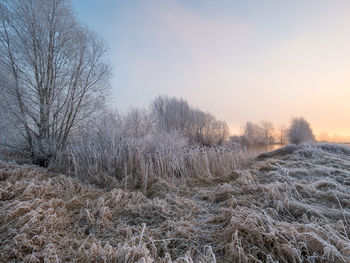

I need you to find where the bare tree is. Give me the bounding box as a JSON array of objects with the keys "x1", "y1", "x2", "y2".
[
  {"x1": 277, "y1": 124, "x2": 288, "y2": 144},
  {"x1": 242, "y1": 121, "x2": 275, "y2": 146},
  {"x1": 0, "y1": 0, "x2": 110, "y2": 164},
  {"x1": 151, "y1": 96, "x2": 229, "y2": 146},
  {"x1": 287, "y1": 117, "x2": 315, "y2": 145},
  {"x1": 260, "y1": 121, "x2": 275, "y2": 144},
  {"x1": 243, "y1": 122, "x2": 266, "y2": 145},
  {"x1": 152, "y1": 95, "x2": 191, "y2": 133},
  {"x1": 123, "y1": 107, "x2": 154, "y2": 138}
]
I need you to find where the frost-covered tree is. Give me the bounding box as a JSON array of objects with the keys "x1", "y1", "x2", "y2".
[
  {"x1": 277, "y1": 124, "x2": 288, "y2": 144},
  {"x1": 0, "y1": 0, "x2": 111, "y2": 164},
  {"x1": 123, "y1": 107, "x2": 154, "y2": 138},
  {"x1": 287, "y1": 117, "x2": 315, "y2": 144},
  {"x1": 0, "y1": 66, "x2": 21, "y2": 149},
  {"x1": 240, "y1": 121, "x2": 277, "y2": 146},
  {"x1": 151, "y1": 96, "x2": 229, "y2": 146},
  {"x1": 260, "y1": 121, "x2": 275, "y2": 144},
  {"x1": 151, "y1": 96, "x2": 191, "y2": 133}
]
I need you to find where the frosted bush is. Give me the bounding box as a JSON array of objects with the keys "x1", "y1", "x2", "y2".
[{"x1": 287, "y1": 117, "x2": 315, "y2": 144}]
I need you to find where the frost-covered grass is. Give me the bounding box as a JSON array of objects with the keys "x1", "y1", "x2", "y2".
[
  {"x1": 0, "y1": 143, "x2": 350, "y2": 262},
  {"x1": 61, "y1": 111, "x2": 248, "y2": 190}
]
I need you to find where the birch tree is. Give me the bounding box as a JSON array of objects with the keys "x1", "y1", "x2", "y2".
[{"x1": 0, "y1": 0, "x2": 110, "y2": 164}]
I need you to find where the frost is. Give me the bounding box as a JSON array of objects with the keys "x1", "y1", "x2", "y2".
[{"x1": 1, "y1": 143, "x2": 349, "y2": 262}]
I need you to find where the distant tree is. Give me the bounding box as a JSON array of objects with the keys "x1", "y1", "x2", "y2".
[
  {"x1": 0, "y1": 0, "x2": 111, "y2": 164},
  {"x1": 287, "y1": 117, "x2": 315, "y2": 144},
  {"x1": 260, "y1": 121, "x2": 275, "y2": 144},
  {"x1": 123, "y1": 107, "x2": 154, "y2": 138},
  {"x1": 243, "y1": 122, "x2": 256, "y2": 146},
  {"x1": 190, "y1": 110, "x2": 229, "y2": 146},
  {"x1": 243, "y1": 121, "x2": 271, "y2": 146},
  {"x1": 151, "y1": 96, "x2": 229, "y2": 146},
  {"x1": 229, "y1": 135, "x2": 249, "y2": 147},
  {"x1": 151, "y1": 96, "x2": 191, "y2": 133},
  {"x1": 277, "y1": 124, "x2": 288, "y2": 144}
]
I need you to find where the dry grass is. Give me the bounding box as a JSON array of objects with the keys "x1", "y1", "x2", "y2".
[{"x1": 1, "y1": 143, "x2": 350, "y2": 262}]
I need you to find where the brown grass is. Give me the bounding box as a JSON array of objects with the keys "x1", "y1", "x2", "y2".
[{"x1": 1, "y1": 143, "x2": 350, "y2": 262}]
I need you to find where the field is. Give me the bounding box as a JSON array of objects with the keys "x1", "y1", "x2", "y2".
[{"x1": 1, "y1": 143, "x2": 350, "y2": 262}]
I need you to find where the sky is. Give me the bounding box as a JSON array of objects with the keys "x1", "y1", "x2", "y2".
[{"x1": 72, "y1": 0, "x2": 350, "y2": 141}]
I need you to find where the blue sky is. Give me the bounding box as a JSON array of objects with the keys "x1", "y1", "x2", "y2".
[{"x1": 72, "y1": 0, "x2": 350, "y2": 140}]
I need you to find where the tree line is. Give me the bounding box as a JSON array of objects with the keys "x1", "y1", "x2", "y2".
[{"x1": 230, "y1": 118, "x2": 314, "y2": 147}]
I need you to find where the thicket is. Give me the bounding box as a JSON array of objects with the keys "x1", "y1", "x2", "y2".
[{"x1": 64, "y1": 106, "x2": 243, "y2": 189}]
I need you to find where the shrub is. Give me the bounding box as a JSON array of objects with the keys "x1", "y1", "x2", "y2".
[{"x1": 287, "y1": 117, "x2": 315, "y2": 144}]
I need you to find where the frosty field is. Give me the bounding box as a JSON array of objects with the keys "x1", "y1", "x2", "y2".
[{"x1": 1, "y1": 143, "x2": 349, "y2": 262}]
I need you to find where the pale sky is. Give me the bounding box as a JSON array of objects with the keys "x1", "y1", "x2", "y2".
[{"x1": 72, "y1": 0, "x2": 350, "y2": 141}]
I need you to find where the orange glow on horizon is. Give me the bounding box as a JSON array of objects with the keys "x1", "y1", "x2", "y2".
[
  {"x1": 229, "y1": 124, "x2": 350, "y2": 143},
  {"x1": 315, "y1": 131, "x2": 350, "y2": 143}
]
